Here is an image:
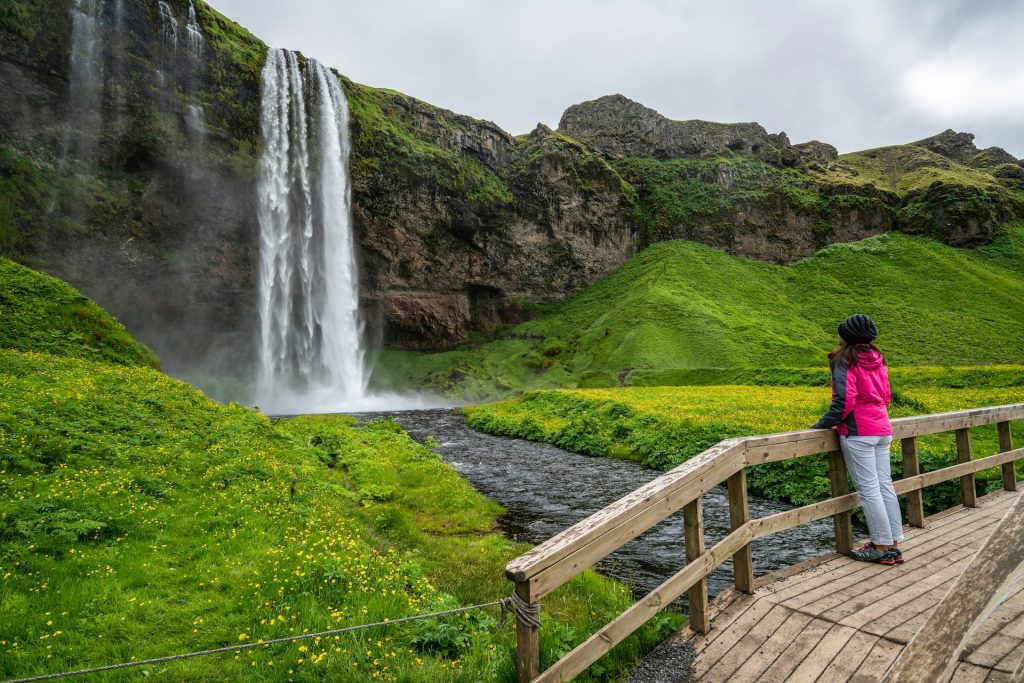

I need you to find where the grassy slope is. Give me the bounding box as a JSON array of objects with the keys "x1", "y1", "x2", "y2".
[
  {"x1": 375, "y1": 226, "x2": 1024, "y2": 401},
  {"x1": 0, "y1": 257, "x2": 158, "y2": 368},
  {"x1": 0, "y1": 266, "x2": 678, "y2": 681}
]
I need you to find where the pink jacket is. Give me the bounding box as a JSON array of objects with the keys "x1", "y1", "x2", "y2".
[{"x1": 812, "y1": 350, "x2": 893, "y2": 437}]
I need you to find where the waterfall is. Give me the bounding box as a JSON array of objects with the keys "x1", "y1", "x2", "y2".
[
  {"x1": 185, "y1": 1, "x2": 203, "y2": 55},
  {"x1": 158, "y1": 1, "x2": 178, "y2": 50},
  {"x1": 254, "y1": 48, "x2": 366, "y2": 413},
  {"x1": 65, "y1": 0, "x2": 105, "y2": 166}
]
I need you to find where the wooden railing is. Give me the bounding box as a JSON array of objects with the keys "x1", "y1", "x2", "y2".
[{"x1": 505, "y1": 403, "x2": 1024, "y2": 683}]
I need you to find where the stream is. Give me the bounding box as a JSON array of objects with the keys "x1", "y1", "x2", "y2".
[{"x1": 356, "y1": 408, "x2": 835, "y2": 599}]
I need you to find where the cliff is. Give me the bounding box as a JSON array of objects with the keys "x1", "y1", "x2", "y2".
[{"x1": 1, "y1": 1, "x2": 1023, "y2": 389}]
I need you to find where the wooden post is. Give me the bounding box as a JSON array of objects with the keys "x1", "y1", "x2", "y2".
[
  {"x1": 683, "y1": 497, "x2": 709, "y2": 634},
  {"x1": 998, "y1": 421, "x2": 1017, "y2": 492},
  {"x1": 955, "y1": 428, "x2": 977, "y2": 508},
  {"x1": 827, "y1": 450, "x2": 853, "y2": 554},
  {"x1": 515, "y1": 582, "x2": 539, "y2": 683},
  {"x1": 901, "y1": 436, "x2": 925, "y2": 528},
  {"x1": 727, "y1": 470, "x2": 754, "y2": 594}
]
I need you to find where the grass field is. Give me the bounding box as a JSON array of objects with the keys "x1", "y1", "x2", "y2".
[{"x1": 0, "y1": 266, "x2": 678, "y2": 682}]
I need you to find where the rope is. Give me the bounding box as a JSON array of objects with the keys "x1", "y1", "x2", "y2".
[{"x1": 1, "y1": 596, "x2": 539, "y2": 683}]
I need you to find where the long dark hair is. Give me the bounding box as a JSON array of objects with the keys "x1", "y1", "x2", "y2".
[{"x1": 828, "y1": 340, "x2": 886, "y2": 369}]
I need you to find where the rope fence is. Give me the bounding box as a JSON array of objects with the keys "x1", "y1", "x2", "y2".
[{"x1": 1, "y1": 594, "x2": 539, "y2": 683}]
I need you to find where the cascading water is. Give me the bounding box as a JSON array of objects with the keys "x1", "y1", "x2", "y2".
[
  {"x1": 254, "y1": 48, "x2": 368, "y2": 413},
  {"x1": 157, "y1": 1, "x2": 178, "y2": 50},
  {"x1": 185, "y1": 1, "x2": 203, "y2": 55},
  {"x1": 65, "y1": 0, "x2": 105, "y2": 166}
]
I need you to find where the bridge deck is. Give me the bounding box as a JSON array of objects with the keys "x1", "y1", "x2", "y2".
[{"x1": 675, "y1": 489, "x2": 1024, "y2": 682}]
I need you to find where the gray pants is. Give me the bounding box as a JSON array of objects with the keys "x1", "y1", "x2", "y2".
[{"x1": 840, "y1": 435, "x2": 904, "y2": 545}]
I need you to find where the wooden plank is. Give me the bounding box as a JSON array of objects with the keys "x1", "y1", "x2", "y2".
[
  {"x1": 523, "y1": 451, "x2": 744, "y2": 601},
  {"x1": 902, "y1": 436, "x2": 926, "y2": 528},
  {"x1": 857, "y1": 637, "x2": 904, "y2": 680},
  {"x1": 791, "y1": 509, "x2": 1001, "y2": 617},
  {"x1": 700, "y1": 604, "x2": 793, "y2": 681},
  {"x1": 812, "y1": 508, "x2": 1003, "y2": 621},
  {"x1": 744, "y1": 431, "x2": 837, "y2": 464},
  {"x1": 828, "y1": 449, "x2": 853, "y2": 554},
  {"x1": 505, "y1": 439, "x2": 744, "y2": 583},
  {"x1": 727, "y1": 469, "x2": 754, "y2": 594},
  {"x1": 514, "y1": 581, "x2": 539, "y2": 683},
  {"x1": 961, "y1": 585, "x2": 1024, "y2": 670},
  {"x1": 753, "y1": 612, "x2": 831, "y2": 683},
  {"x1": 684, "y1": 497, "x2": 709, "y2": 635},
  {"x1": 1003, "y1": 641, "x2": 1024, "y2": 681},
  {"x1": 890, "y1": 405, "x2": 1024, "y2": 439},
  {"x1": 750, "y1": 491, "x2": 859, "y2": 540},
  {"x1": 739, "y1": 405, "x2": 1024, "y2": 463},
  {"x1": 944, "y1": 662, "x2": 992, "y2": 683},
  {"x1": 534, "y1": 525, "x2": 751, "y2": 683},
  {"x1": 692, "y1": 596, "x2": 777, "y2": 675},
  {"x1": 783, "y1": 623, "x2": 859, "y2": 682},
  {"x1": 883, "y1": 492, "x2": 1024, "y2": 683},
  {"x1": 837, "y1": 542, "x2": 984, "y2": 631},
  {"x1": 958, "y1": 428, "x2": 979, "y2": 508},
  {"x1": 1000, "y1": 421, "x2": 1018, "y2": 492},
  {"x1": 893, "y1": 448, "x2": 1024, "y2": 495},
  {"x1": 817, "y1": 629, "x2": 881, "y2": 681}
]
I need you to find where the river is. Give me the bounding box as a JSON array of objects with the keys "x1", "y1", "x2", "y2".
[{"x1": 354, "y1": 408, "x2": 835, "y2": 598}]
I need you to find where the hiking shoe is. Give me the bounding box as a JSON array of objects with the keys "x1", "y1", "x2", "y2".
[
  {"x1": 880, "y1": 548, "x2": 904, "y2": 566},
  {"x1": 849, "y1": 546, "x2": 887, "y2": 563},
  {"x1": 856, "y1": 540, "x2": 875, "y2": 552}
]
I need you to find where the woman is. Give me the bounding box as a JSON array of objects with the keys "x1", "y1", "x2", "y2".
[{"x1": 811, "y1": 314, "x2": 904, "y2": 565}]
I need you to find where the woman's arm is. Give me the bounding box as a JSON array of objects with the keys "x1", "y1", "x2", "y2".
[{"x1": 811, "y1": 362, "x2": 856, "y2": 429}]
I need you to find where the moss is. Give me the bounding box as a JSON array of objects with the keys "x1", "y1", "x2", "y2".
[
  {"x1": 343, "y1": 79, "x2": 513, "y2": 207},
  {"x1": 0, "y1": 258, "x2": 159, "y2": 368}
]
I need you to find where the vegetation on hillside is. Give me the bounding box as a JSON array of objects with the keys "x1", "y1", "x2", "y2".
[
  {"x1": 0, "y1": 261, "x2": 677, "y2": 681},
  {"x1": 464, "y1": 385, "x2": 1024, "y2": 512},
  {"x1": 373, "y1": 226, "x2": 1024, "y2": 401},
  {"x1": 0, "y1": 257, "x2": 158, "y2": 368}
]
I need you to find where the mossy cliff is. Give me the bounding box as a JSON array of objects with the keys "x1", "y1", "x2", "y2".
[{"x1": 2, "y1": 2, "x2": 1023, "y2": 381}]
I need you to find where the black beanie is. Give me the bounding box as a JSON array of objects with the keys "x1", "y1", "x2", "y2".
[{"x1": 838, "y1": 314, "x2": 878, "y2": 344}]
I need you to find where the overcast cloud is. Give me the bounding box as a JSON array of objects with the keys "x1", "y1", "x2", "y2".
[{"x1": 209, "y1": 0, "x2": 1024, "y2": 157}]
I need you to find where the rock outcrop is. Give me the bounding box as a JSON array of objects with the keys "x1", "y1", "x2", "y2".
[{"x1": 558, "y1": 94, "x2": 780, "y2": 160}]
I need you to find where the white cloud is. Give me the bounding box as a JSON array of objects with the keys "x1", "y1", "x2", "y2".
[
  {"x1": 903, "y1": 57, "x2": 1024, "y2": 122},
  {"x1": 207, "y1": 0, "x2": 1024, "y2": 157}
]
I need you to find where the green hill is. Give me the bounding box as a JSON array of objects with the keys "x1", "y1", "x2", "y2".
[
  {"x1": 373, "y1": 226, "x2": 1024, "y2": 400},
  {"x1": 0, "y1": 257, "x2": 159, "y2": 368}
]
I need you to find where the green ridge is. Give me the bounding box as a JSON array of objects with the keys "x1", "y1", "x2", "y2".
[
  {"x1": 0, "y1": 257, "x2": 158, "y2": 368},
  {"x1": 374, "y1": 226, "x2": 1024, "y2": 400}
]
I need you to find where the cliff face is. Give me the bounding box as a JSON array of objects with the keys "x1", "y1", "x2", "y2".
[
  {"x1": 344, "y1": 88, "x2": 637, "y2": 350},
  {"x1": 0, "y1": 0, "x2": 264, "y2": 380},
  {"x1": 2, "y1": 2, "x2": 1023, "y2": 384}
]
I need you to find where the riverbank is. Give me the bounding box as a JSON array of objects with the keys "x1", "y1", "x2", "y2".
[{"x1": 464, "y1": 385, "x2": 1024, "y2": 511}]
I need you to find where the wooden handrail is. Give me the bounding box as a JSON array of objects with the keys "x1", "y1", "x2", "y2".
[{"x1": 507, "y1": 403, "x2": 1024, "y2": 683}]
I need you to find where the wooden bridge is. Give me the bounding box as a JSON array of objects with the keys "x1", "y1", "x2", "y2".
[{"x1": 504, "y1": 403, "x2": 1024, "y2": 682}]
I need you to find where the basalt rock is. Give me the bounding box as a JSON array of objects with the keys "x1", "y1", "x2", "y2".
[
  {"x1": 558, "y1": 94, "x2": 782, "y2": 161},
  {"x1": 794, "y1": 140, "x2": 839, "y2": 165},
  {"x1": 913, "y1": 129, "x2": 980, "y2": 163}
]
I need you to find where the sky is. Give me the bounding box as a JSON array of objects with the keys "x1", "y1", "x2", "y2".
[{"x1": 210, "y1": 0, "x2": 1024, "y2": 157}]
